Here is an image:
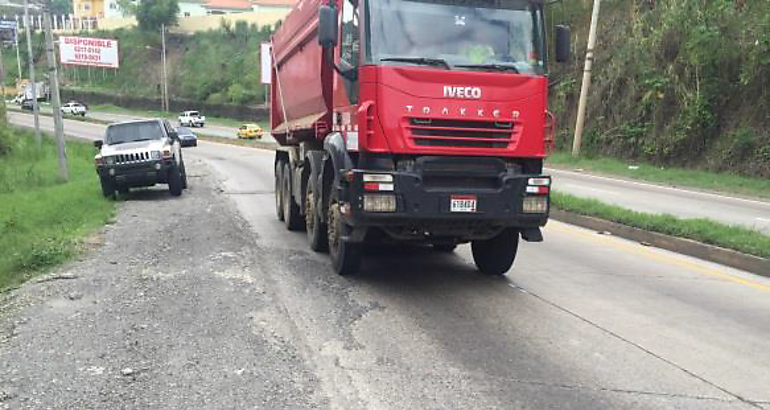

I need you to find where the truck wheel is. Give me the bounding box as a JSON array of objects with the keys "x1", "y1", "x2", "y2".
[
  {"x1": 168, "y1": 165, "x2": 183, "y2": 197},
  {"x1": 100, "y1": 177, "x2": 116, "y2": 199},
  {"x1": 282, "y1": 164, "x2": 303, "y2": 230},
  {"x1": 305, "y1": 177, "x2": 328, "y2": 252},
  {"x1": 275, "y1": 161, "x2": 284, "y2": 221},
  {"x1": 471, "y1": 229, "x2": 519, "y2": 276},
  {"x1": 327, "y1": 193, "x2": 362, "y2": 276}
]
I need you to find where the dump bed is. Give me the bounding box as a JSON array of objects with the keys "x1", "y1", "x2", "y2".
[{"x1": 270, "y1": 0, "x2": 334, "y2": 146}]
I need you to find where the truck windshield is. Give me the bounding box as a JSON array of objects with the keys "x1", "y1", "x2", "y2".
[
  {"x1": 367, "y1": 0, "x2": 546, "y2": 75},
  {"x1": 106, "y1": 122, "x2": 164, "y2": 145}
]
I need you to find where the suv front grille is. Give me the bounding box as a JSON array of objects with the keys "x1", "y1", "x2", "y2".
[
  {"x1": 113, "y1": 152, "x2": 151, "y2": 165},
  {"x1": 406, "y1": 118, "x2": 518, "y2": 149}
]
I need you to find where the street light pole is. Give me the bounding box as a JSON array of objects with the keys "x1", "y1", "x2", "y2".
[
  {"x1": 14, "y1": 21, "x2": 22, "y2": 84},
  {"x1": 24, "y1": 0, "x2": 42, "y2": 147},
  {"x1": 43, "y1": 7, "x2": 67, "y2": 181},
  {"x1": 161, "y1": 23, "x2": 169, "y2": 112}
]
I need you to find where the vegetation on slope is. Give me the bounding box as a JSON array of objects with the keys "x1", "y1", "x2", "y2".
[
  {"x1": 0, "y1": 125, "x2": 115, "y2": 290},
  {"x1": 547, "y1": 0, "x2": 769, "y2": 178}
]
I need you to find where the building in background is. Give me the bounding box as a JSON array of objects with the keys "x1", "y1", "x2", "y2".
[
  {"x1": 202, "y1": 0, "x2": 252, "y2": 15},
  {"x1": 179, "y1": 0, "x2": 207, "y2": 17},
  {"x1": 250, "y1": 0, "x2": 293, "y2": 12},
  {"x1": 73, "y1": 0, "x2": 106, "y2": 18}
]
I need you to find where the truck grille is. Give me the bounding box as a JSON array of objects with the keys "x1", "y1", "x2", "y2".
[
  {"x1": 406, "y1": 118, "x2": 517, "y2": 149},
  {"x1": 113, "y1": 152, "x2": 151, "y2": 165}
]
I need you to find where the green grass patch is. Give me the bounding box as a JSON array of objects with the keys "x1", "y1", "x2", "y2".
[
  {"x1": 547, "y1": 151, "x2": 770, "y2": 200},
  {"x1": 0, "y1": 126, "x2": 115, "y2": 290},
  {"x1": 551, "y1": 191, "x2": 770, "y2": 259}
]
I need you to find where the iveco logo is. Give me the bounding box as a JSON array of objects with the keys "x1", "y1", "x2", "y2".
[{"x1": 444, "y1": 86, "x2": 482, "y2": 99}]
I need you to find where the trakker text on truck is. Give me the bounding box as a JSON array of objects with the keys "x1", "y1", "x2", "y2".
[{"x1": 271, "y1": 0, "x2": 570, "y2": 275}]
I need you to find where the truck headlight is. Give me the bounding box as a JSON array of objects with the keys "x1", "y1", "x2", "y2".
[
  {"x1": 104, "y1": 156, "x2": 115, "y2": 165},
  {"x1": 363, "y1": 194, "x2": 397, "y2": 212},
  {"x1": 151, "y1": 151, "x2": 162, "y2": 160},
  {"x1": 522, "y1": 196, "x2": 548, "y2": 213}
]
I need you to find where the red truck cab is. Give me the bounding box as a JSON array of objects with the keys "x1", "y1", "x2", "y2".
[{"x1": 272, "y1": 0, "x2": 570, "y2": 275}]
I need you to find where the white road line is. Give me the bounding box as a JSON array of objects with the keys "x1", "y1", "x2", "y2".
[{"x1": 546, "y1": 167, "x2": 770, "y2": 207}]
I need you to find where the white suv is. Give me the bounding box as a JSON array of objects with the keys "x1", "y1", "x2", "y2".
[
  {"x1": 178, "y1": 110, "x2": 206, "y2": 127},
  {"x1": 61, "y1": 102, "x2": 87, "y2": 116}
]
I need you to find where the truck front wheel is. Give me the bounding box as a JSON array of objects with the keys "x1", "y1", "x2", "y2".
[
  {"x1": 327, "y1": 193, "x2": 362, "y2": 276},
  {"x1": 282, "y1": 164, "x2": 303, "y2": 231},
  {"x1": 100, "y1": 176, "x2": 116, "y2": 199},
  {"x1": 471, "y1": 229, "x2": 519, "y2": 276}
]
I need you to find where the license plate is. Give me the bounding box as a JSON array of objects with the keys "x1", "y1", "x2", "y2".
[{"x1": 450, "y1": 195, "x2": 477, "y2": 213}]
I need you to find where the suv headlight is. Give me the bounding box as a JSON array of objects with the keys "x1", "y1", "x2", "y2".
[
  {"x1": 151, "y1": 150, "x2": 162, "y2": 160},
  {"x1": 104, "y1": 156, "x2": 115, "y2": 165}
]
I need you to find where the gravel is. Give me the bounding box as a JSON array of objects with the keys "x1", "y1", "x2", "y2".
[{"x1": 0, "y1": 158, "x2": 327, "y2": 409}]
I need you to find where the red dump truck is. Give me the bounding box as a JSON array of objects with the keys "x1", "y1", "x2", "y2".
[{"x1": 271, "y1": 0, "x2": 570, "y2": 276}]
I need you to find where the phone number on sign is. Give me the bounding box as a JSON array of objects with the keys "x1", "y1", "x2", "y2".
[{"x1": 73, "y1": 53, "x2": 102, "y2": 61}]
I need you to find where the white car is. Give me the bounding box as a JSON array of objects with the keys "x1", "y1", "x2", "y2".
[
  {"x1": 178, "y1": 111, "x2": 206, "y2": 128},
  {"x1": 61, "y1": 102, "x2": 87, "y2": 116}
]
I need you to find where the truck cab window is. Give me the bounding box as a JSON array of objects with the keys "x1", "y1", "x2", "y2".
[{"x1": 340, "y1": 0, "x2": 360, "y2": 103}]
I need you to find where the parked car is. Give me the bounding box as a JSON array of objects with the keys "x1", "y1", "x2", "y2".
[
  {"x1": 11, "y1": 94, "x2": 24, "y2": 105},
  {"x1": 20, "y1": 99, "x2": 34, "y2": 111},
  {"x1": 176, "y1": 126, "x2": 198, "y2": 147},
  {"x1": 94, "y1": 119, "x2": 188, "y2": 198},
  {"x1": 237, "y1": 123, "x2": 263, "y2": 139},
  {"x1": 61, "y1": 101, "x2": 87, "y2": 116},
  {"x1": 178, "y1": 111, "x2": 206, "y2": 128}
]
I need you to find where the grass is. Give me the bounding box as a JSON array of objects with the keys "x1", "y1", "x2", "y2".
[
  {"x1": 0, "y1": 126, "x2": 116, "y2": 290},
  {"x1": 546, "y1": 151, "x2": 770, "y2": 200},
  {"x1": 551, "y1": 191, "x2": 770, "y2": 259}
]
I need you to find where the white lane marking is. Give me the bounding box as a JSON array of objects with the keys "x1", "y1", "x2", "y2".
[{"x1": 546, "y1": 167, "x2": 770, "y2": 208}]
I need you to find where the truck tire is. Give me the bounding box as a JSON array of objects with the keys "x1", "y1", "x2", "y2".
[
  {"x1": 168, "y1": 165, "x2": 183, "y2": 197},
  {"x1": 327, "y1": 191, "x2": 362, "y2": 276},
  {"x1": 471, "y1": 229, "x2": 519, "y2": 276},
  {"x1": 305, "y1": 177, "x2": 328, "y2": 252},
  {"x1": 100, "y1": 177, "x2": 116, "y2": 199},
  {"x1": 282, "y1": 164, "x2": 303, "y2": 231},
  {"x1": 275, "y1": 161, "x2": 284, "y2": 221}
]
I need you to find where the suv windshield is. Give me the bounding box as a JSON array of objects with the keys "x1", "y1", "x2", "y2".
[
  {"x1": 187, "y1": 111, "x2": 199, "y2": 116},
  {"x1": 106, "y1": 121, "x2": 164, "y2": 145},
  {"x1": 367, "y1": 0, "x2": 546, "y2": 75}
]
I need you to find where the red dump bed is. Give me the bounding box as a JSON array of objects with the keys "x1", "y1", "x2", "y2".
[{"x1": 270, "y1": 0, "x2": 334, "y2": 146}]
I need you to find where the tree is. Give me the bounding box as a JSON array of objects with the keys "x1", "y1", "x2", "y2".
[
  {"x1": 116, "y1": 0, "x2": 138, "y2": 17},
  {"x1": 135, "y1": 0, "x2": 179, "y2": 32}
]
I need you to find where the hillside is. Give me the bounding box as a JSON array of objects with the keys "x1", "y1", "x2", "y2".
[
  {"x1": 4, "y1": 22, "x2": 273, "y2": 106},
  {"x1": 548, "y1": 0, "x2": 769, "y2": 178}
]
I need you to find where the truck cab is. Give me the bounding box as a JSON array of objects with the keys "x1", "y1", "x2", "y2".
[{"x1": 271, "y1": 0, "x2": 569, "y2": 276}]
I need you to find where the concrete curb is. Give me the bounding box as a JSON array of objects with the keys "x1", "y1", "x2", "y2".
[{"x1": 550, "y1": 209, "x2": 770, "y2": 278}]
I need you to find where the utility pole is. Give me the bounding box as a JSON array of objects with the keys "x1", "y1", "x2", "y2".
[
  {"x1": 572, "y1": 0, "x2": 601, "y2": 157},
  {"x1": 14, "y1": 20, "x2": 22, "y2": 83},
  {"x1": 43, "y1": 8, "x2": 68, "y2": 181},
  {"x1": 161, "y1": 23, "x2": 169, "y2": 112},
  {"x1": 0, "y1": 41, "x2": 7, "y2": 118},
  {"x1": 24, "y1": 0, "x2": 42, "y2": 146}
]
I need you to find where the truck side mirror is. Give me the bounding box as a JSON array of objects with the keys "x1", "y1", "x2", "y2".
[
  {"x1": 318, "y1": 5, "x2": 338, "y2": 48},
  {"x1": 94, "y1": 140, "x2": 103, "y2": 149},
  {"x1": 555, "y1": 25, "x2": 571, "y2": 63}
]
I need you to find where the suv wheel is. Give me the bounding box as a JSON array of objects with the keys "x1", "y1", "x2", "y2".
[
  {"x1": 168, "y1": 165, "x2": 183, "y2": 197},
  {"x1": 180, "y1": 160, "x2": 188, "y2": 189},
  {"x1": 100, "y1": 176, "x2": 116, "y2": 199}
]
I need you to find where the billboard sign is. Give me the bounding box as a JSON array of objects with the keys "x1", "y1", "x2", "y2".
[
  {"x1": 260, "y1": 42, "x2": 271, "y2": 84},
  {"x1": 0, "y1": 21, "x2": 17, "y2": 44},
  {"x1": 59, "y1": 36, "x2": 119, "y2": 68}
]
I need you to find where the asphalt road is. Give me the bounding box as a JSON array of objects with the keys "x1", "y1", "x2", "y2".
[{"x1": 3, "y1": 112, "x2": 770, "y2": 409}]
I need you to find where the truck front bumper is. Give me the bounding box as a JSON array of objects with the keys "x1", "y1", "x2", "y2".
[{"x1": 338, "y1": 157, "x2": 549, "y2": 241}]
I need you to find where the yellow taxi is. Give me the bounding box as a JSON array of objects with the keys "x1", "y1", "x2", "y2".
[{"x1": 237, "y1": 123, "x2": 263, "y2": 139}]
